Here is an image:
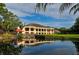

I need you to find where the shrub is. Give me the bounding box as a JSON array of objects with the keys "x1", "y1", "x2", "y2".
[
  {"x1": 0, "y1": 33, "x2": 15, "y2": 43},
  {"x1": 35, "y1": 35, "x2": 45, "y2": 41},
  {"x1": 16, "y1": 33, "x2": 24, "y2": 42}
]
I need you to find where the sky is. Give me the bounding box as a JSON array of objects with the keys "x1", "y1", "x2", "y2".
[{"x1": 5, "y1": 3, "x2": 79, "y2": 28}]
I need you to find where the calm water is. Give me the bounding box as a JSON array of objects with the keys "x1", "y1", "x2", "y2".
[
  {"x1": 0, "y1": 40, "x2": 79, "y2": 55},
  {"x1": 21, "y1": 40, "x2": 78, "y2": 55}
]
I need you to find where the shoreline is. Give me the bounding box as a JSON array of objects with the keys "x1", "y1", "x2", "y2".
[
  {"x1": 25, "y1": 41, "x2": 53, "y2": 45},
  {"x1": 17, "y1": 41, "x2": 54, "y2": 46}
]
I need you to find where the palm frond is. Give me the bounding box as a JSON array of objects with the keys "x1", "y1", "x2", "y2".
[
  {"x1": 73, "y1": 8, "x2": 79, "y2": 14},
  {"x1": 69, "y1": 3, "x2": 79, "y2": 14},
  {"x1": 59, "y1": 3, "x2": 72, "y2": 13},
  {"x1": 35, "y1": 3, "x2": 53, "y2": 12},
  {"x1": 43, "y1": 3, "x2": 48, "y2": 11},
  {"x1": 35, "y1": 3, "x2": 79, "y2": 15},
  {"x1": 35, "y1": 3, "x2": 47, "y2": 12}
]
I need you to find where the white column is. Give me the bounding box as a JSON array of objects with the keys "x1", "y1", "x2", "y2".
[
  {"x1": 46, "y1": 28, "x2": 47, "y2": 34},
  {"x1": 37, "y1": 28, "x2": 39, "y2": 35},
  {"x1": 53, "y1": 28, "x2": 54, "y2": 34},
  {"x1": 49, "y1": 28, "x2": 51, "y2": 34},
  {"x1": 29, "y1": 27, "x2": 31, "y2": 34},
  {"x1": 46, "y1": 28, "x2": 48, "y2": 34},
  {"x1": 22, "y1": 27, "x2": 26, "y2": 34},
  {"x1": 40, "y1": 28, "x2": 42, "y2": 35},
  {"x1": 34, "y1": 27, "x2": 36, "y2": 34}
]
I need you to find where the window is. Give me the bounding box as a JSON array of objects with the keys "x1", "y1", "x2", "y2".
[
  {"x1": 42, "y1": 29, "x2": 43, "y2": 31},
  {"x1": 36, "y1": 32, "x2": 38, "y2": 34},
  {"x1": 31, "y1": 28, "x2": 34, "y2": 31},
  {"x1": 52, "y1": 30, "x2": 54, "y2": 32},
  {"x1": 44, "y1": 29, "x2": 46, "y2": 31},
  {"x1": 31, "y1": 41, "x2": 34, "y2": 43},
  {"x1": 39, "y1": 29, "x2": 41, "y2": 31},
  {"x1": 39, "y1": 33, "x2": 40, "y2": 34},
  {"x1": 47, "y1": 29, "x2": 50, "y2": 32},
  {"x1": 31, "y1": 32, "x2": 34, "y2": 34},
  {"x1": 36, "y1": 29, "x2": 38, "y2": 31},
  {"x1": 25, "y1": 28, "x2": 29, "y2": 31},
  {"x1": 25, "y1": 41, "x2": 29, "y2": 43}
]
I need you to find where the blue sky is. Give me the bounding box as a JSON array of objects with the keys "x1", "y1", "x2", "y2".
[{"x1": 5, "y1": 3, "x2": 79, "y2": 28}]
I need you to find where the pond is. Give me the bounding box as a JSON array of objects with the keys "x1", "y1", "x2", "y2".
[
  {"x1": 0, "y1": 40, "x2": 79, "y2": 55},
  {"x1": 20, "y1": 40, "x2": 78, "y2": 55}
]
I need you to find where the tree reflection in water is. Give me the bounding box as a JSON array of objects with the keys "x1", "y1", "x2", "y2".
[
  {"x1": 73, "y1": 42, "x2": 79, "y2": 55},
  {"x1": 0, "y1": 43, "x2": 23, "y2": 55}
]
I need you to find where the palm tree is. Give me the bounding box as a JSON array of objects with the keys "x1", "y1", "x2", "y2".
[
  {"x1": 59, "y1": 3, "x2": 79, "y2": 14},
  {"x1": 36, "y1": 3, "x2": 49, "y2": 11},
  {"x1": 36, "y1": 3, "x2": 79, "y2": 34},
  {"x1": 36, "y1": 3, "x2": 79, "y2": 15}
]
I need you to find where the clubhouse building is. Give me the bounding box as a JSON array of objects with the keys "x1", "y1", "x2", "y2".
[{"x1": 21, "y1": 23, "x2": 60, "y2": 35}]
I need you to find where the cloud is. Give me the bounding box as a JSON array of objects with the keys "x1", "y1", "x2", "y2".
[
  {"x1": 5, "y1": 3, "x2": 78, "y2": 28},
  {"x1": 6, "y1": 3, "x2": 35, "y2": 16}
]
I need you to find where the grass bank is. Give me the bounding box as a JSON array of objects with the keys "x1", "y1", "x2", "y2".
[
  {"x1": 44, "y1": 34, "x2": 79, "y2": 41},
  {"x1": 45, "y1": 34, "x2": 79, "y2": 38}
]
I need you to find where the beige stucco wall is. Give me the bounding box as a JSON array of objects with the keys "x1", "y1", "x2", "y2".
[{"x1": 22, "y1": 26, "x2": 54, "y2": 35}]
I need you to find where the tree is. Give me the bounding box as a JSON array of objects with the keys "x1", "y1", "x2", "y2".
[
  {"x1": 0, "y1": 3, "x2": 23, "y2": 32},
  {"x1": 59, "y1": 3, "x2": 79, "y2": 14},
  {"x1": 58, "y1": 27, "x2": 72, "y2": 34},
  {"x1": 71, "y1": 17, "x2": 79, "y2": 34},
  {"x1": 0, "y1": 3, "x2": 8, "y2": 19},
  {"x1": 0, "y1": 43, "x2": 23, "y2": 55},
  {"x1": 36, "y1": 3, "x2": 79, "y2": 34},
  {"x1": 36, "y1": 3, "x2": 79, "y2": 15},
  {"x1": 1, "y1": 14, "x2": 23, "y2": 32}
]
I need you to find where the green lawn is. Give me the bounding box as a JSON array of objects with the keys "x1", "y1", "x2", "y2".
[
  {"x1": 45, "y1": 34, "x2": 79, "y2": 38},
  {"x1": 44, "y1": 34, "x2": 79, "y2": 41}
]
